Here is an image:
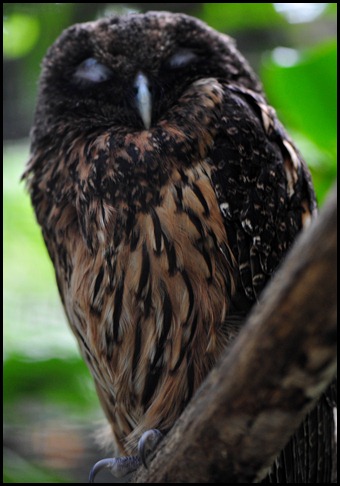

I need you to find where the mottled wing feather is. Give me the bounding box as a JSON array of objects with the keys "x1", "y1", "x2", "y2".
[{"x1": 210, "y1": 84, "x2": 317, "y2": 301}]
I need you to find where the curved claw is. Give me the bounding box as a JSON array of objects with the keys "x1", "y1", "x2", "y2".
[
  {"x1": 138, "y1": 429, "x2": 163, "y2": 468},
  {"x1": 89, "y1": 456, "x2": 141, "y2": 483}
]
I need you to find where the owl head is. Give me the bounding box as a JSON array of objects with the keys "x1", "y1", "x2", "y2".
[{"x1": 32, "y1": 11, "x2": 261, "y2": 143}]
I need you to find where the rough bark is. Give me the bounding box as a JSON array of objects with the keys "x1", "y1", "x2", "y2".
[{"x1": 132, "y1": 184, "x2": 337, "y2": 483}]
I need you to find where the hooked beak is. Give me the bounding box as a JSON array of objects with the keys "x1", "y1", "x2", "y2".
[{"x1": 134, "y1": 72, "x2": 152, "y2": 129}]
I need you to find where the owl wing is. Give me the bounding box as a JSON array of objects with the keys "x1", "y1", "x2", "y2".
[
  {"x1": 210, "y1": 84, "x2": 317, "y2": 302},
  {"x1": 209, "y1": 84, "x2": 335, "y2": 482}
]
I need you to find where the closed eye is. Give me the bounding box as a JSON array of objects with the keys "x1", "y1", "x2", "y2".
[
  {"x1": 73, "y1": 58, "x2": 113, "y2": 84},
  {"x1": 165, "y1": 48, "x2": 199, "y2": 70}
]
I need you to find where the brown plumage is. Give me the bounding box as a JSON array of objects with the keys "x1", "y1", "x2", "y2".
[{"x1": 23, "y1": 11, "x2": 335, "y2": 481}]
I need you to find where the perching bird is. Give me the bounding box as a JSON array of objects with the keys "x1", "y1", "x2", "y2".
[{"x1": 23, "y1": 11, "x2": 335, "y2": 482}]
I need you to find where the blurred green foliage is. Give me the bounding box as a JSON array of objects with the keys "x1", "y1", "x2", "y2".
[
  {"x1": 3, "y1": 3, "x2": 337, "y2": 483},
  {"x1": 202, "y1": 3, "x2": 285, "y2": 31},
  {"x1": 3, "y1": 13, "x2": 40, "y2": 58},
  {"x1": 4, "y1": 355, "x2": 97, "y2": 420},
  {"x1": 4, "y1": 450, "x2": 70, "y2": 484},
  {"x1": 263, "y1": 41, "x2": 336, "y2": 153},
  {"x1": 261, "y1": 39, "x2": 337, "y2": 204}
]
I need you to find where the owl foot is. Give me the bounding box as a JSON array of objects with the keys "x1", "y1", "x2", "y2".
[
  {"x1": 138, "y1": 428, "x2": 163, "y2": 467},
  {"x1": 88, "y1": 456, "x2": 141, "y2": 482},
  {"x1": 88, "y1": 429, "x2": 163, "y2": 482}
]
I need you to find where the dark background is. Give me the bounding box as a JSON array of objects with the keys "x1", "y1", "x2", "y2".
[{"x1": 3, "y1": 3, "x2": 337, "y2": 483}]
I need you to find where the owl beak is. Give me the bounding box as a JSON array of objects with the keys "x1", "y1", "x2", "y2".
[{"x1": 134, "y1": 72, "x2": 152, "y2": 130}]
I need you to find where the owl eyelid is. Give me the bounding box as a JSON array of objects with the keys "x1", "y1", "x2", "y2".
[
  {"x1": 73, "y1": 57, "x2": 113, "y2": 84},
  {"x1": 165, "y1": 48, "x2": 199, "y2": 70}
]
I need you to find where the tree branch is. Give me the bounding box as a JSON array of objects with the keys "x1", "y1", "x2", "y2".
[{"x1": 132, "y1": 184, "x2": 337, "y2": 483}]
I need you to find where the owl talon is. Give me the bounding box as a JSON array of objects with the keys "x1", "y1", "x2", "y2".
[
  {"x1": 89, "y1": 430, "x2": 163, "y2": 482},
  {"x1": 138, "y1": 428, "x2": 164, "y2": 468},
  {"x1": 89, "y1": 456, "x2": 141, "y2": 483}
]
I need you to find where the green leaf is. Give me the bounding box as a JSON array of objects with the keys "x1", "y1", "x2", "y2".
[
  {"x1": 3, "y1": 354, "x2": 99, "y2": 423},
  {"x1": 261, "y1": 40, "x2": 336, "y2": 156},
  {"x1": 3, "y1": 13, "x2": 40, "y2": 59},
  {"x1": 201, "y1": 3, "x2": 284, "y2": 32}
]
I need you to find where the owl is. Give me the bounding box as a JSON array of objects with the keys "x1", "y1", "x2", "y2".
[{"x1": 23, "y1": 11, "x2": 335, "y2": 483}]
